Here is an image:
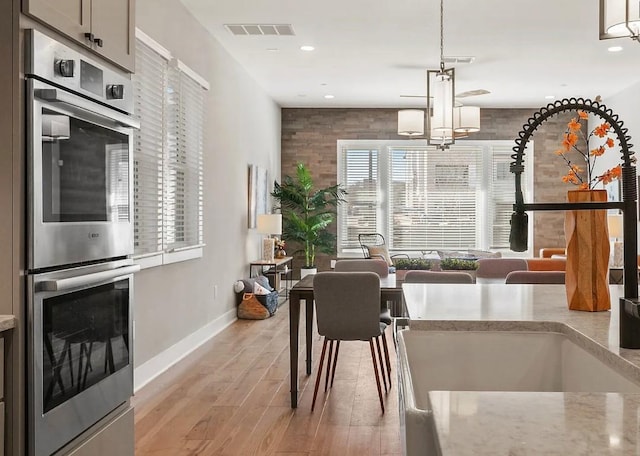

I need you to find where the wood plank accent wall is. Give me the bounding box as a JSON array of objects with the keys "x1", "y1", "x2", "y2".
[{"x1": 281, "y1": 108, "x2": 574, "y2": 271}]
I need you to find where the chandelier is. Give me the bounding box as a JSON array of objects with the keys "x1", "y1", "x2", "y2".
[
  {"x1": 427, "y1": 0, "x2": 456, "y2": 148},
  {"x1": 599, "y1": 0, "x2": 640, "y2": 42}
]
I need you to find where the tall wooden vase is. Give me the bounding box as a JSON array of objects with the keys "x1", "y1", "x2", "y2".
[{"x1": 564, "y1": 189, "x2": 610, "y2": 311}]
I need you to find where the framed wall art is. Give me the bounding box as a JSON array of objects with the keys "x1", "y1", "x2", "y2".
[{"x1": 248, "y1": 164, "x2": 269, "y2": 228}]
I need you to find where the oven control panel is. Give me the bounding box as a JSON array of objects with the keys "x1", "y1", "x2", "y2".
[{"x1": 26, "y1": 29, "x2": 133, "y2": 114}]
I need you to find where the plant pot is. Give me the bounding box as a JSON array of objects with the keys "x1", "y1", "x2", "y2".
[
  {"x1": 395, "y1": 270, "x2": 408, "y2": 282},
  {"x1": 564, "y1": 189, "x2": 610, "y2": 311},
  {"x1": 300, "y1": 267, "x2": 317, "y2": 279}
]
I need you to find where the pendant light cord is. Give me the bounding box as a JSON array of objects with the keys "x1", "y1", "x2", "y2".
[{"x1": 439, "y1": 0, "x2": 445, "y2": 71}]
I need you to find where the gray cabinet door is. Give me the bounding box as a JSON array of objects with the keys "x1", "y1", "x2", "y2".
[
  {"x1": 23, "y1": 0, "x2": 91, "y2": 45},
  {"x1": 22, "y1": 0, "x2": 135, "y2": 73},
  {"x1": 90, "y1": 0, "x2": 135, "y2": 72}
]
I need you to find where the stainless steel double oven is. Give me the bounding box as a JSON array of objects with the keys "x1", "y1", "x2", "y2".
[{"x1": 25, "y1": 30, "x2": 139, "y2": 456}]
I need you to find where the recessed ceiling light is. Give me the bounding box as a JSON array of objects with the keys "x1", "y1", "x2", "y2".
[
  {"x1": 266, "y1": 48, "x2": 279, "y2": 52},
  {"x1": 608, "y1": 46, "x2": 623, "y2": 52},
  {"x1": 545, "y1": 95, "x2": 555, "y2": 100},
  {"x1": 324, "y1": 94, "x2": 334, "y2": 99},
  {"x1": 300, "y1": 45, "x2": 315, "y2": 51}
]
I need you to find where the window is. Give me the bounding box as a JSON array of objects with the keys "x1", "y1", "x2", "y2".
[
  {"x1": 132, "y1": 30, "x2": 207, "y2": 268},
  {"x1": 337, "y1": 140, "x2": 532, "y2": 254}
]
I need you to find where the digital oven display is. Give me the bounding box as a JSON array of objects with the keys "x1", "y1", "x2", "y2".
[{"x1": 80, "y1": 60, "x2": 103, "y2": 97}]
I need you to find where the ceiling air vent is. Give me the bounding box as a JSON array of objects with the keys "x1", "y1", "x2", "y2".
[
  {"x1": 442, "y1": 56, "x2": 475, "y2": 64},
  {"x1": 225, "y1": 24, "x2": 295, "y2": 36}
]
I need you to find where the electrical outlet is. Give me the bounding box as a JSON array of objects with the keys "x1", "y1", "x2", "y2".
[{"x1": 214, "y1": 285, "x2": 218, "y2": 299}]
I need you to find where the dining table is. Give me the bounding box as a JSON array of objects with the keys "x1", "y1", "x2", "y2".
[{"x1": 287, "y1": 272, "x2": 403, "y2": 408}]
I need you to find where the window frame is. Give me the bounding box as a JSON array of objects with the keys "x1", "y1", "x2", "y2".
[
  {"x1": 133, "y1": 29, "x2": 208, "y2": 269},
  {"x1": 336, "y1": 139, "x2": 534, "y2": 256}
]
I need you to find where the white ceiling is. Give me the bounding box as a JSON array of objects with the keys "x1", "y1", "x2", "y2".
[{"x1": 179, "y1": 0, "x2": 640, "y2": 109}]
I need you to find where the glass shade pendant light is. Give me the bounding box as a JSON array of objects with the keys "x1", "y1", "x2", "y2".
[
  {"x1": 599, "y1": 0, "x2": 640, "y2": 41},
  {"x1": 427, "y1": 0, "x2": 456, "y2": 149}
]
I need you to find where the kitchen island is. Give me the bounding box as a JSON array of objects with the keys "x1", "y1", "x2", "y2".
[{"x1": 402, "y1": 283, "x2": 640, "y2": 455}]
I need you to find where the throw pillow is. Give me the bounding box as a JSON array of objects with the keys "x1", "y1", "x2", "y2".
[
  {"x1": 468, "y1": 249, "x2": 502, "y2": 259},
  {"x1": 253, "y1": 282, "x2": 271, "y2": 295},
  {"x1": 366, "y1": 245, "x2": 393, "y2": 266}
]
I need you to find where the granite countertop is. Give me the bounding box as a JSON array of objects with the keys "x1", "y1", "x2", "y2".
[
  {"x1": 402, "y1": 283, "x2": 640, "y2": 455},
  {"x1": 0, "y1": 315, "x2": 15, "y2": 332}
]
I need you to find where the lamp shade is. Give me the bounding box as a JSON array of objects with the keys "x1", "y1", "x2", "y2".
[
  {"x1": 600, "y1": 0, "x2": 640, "y2": 39},
  {"x1": 607, "y1": 214, "x2": 623, "y2": 239},
  {"x1": 454, "y1": 106, "x2": 480, "y2": 133},
  {"x1": 397, "y1": 109, "x2": 425, "y2": 136},
  {"x1": 427, "y1": 67, "x2": 455, "y2": 148},
  {"x1": 257, "y1": 213, "x2": 282, "y2": 235}
]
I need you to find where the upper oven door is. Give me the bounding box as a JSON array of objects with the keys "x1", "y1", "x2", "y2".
[{"x1": 27, "y1": 77, "x2": 139, "y2": 270}]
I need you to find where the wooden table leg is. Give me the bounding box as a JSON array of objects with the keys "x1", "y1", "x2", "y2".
[
  {"x1": 306, "y1": 297, "x2": 314, "y2": 375},
  {"x1": 289, "y1": 292, "x2": 300, "y2": 408}
]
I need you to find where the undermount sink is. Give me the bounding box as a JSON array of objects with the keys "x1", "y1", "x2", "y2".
[{"x1": 397, "y1": 330, "x2": 640, "y2": 456}]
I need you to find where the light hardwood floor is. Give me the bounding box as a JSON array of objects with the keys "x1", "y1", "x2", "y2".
[{"x1": 133, "y1": 298, "x2": 402, "y2": 455}]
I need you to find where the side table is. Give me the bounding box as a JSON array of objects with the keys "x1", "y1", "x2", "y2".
[{"x1": 250, "y1": 256, "x2": 293, "y2": 298}]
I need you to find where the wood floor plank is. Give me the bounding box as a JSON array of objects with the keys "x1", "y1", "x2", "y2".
[
  {"x1": 345, "y1": 425, "x2": 381, "y2": 456},
  {"x1": 134, "y1": 299, "x2": 402, "y2": 455}
]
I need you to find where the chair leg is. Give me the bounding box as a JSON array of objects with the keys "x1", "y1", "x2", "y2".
[
  {"x1": 311, "y1": 338, "x2": 329, "y2": 412},
  {"x1": 381, "y1": 330, "x2": 392, "y2": 390},
  {"x1": 330, "y1": 341, "x2": 340, "y2": 388},
  {"x1": 369, "y1": 339, "x2": 385, "y2": 414},
  {"x1": 375, "y1": 336, "x2": 388, "y2": 393},
  {"x1": 324, "y1": 340, "x2": 334, "y2": 392}
]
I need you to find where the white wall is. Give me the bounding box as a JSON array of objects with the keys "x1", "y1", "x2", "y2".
[
  {"x1": 604, "y1": 81, "x2": 640, "y2": 248},
  {"x1": 605, "y1": 81, "x2": 640, "y2": 159},
  {"x1": 134, "y1": 0, "x2": 281, "y2": 388}
]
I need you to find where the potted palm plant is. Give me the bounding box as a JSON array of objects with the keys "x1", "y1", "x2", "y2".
[{"x1": 271, "y1": 163, "x2": 347, "y2": 278}]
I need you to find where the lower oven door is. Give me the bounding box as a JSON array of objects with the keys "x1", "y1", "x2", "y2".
[{"x1": 27, "y1": 259, "x2": 139, "y2": 456}]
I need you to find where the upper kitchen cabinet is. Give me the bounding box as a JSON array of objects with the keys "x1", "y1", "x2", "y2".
[{"x1": 23, "y1": 0, "x2": 135, "y2": 72}]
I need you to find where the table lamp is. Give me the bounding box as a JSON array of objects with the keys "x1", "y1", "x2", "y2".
[
  {"x1": 607, "y1": 213, "x2": 623, "y2": 268},
  {"x1": 257, "y1": 214, "x2": 282, "y2": 262}
]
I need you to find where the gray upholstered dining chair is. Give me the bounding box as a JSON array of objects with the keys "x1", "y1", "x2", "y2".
[
  {"x1": 334, "y1": 259, "x2": 389, "y2": 277},
  {"x1": 312, "y1": 272, "x2": 390, "y2": 413},
  {"x1": 476, "y1": 258, "x2": 528, "y2": 283},
  {"x1": 334, "y1": 259, "x2": 394, "y2": 324},
  {"x1": 505, "y1": 270, "x2": 566, "y2": 284},
  {"x1": 404, "y1": 270, "x2": 474, "y2": 284}
]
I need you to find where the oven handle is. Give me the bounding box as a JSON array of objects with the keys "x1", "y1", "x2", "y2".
[
  {"x1": 37, "y1": 265, "x2": 141, "y2": 292},
  {"x1": 35, "y1": 88, "x2": 140, "y2": 130}
]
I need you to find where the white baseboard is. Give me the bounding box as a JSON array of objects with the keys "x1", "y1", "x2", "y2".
[{"x1": 133, "y1": 308, "x2": 237, "y2": 392}]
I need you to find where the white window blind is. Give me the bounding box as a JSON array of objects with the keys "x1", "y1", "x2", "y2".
[
  {"x1": 488, "y1": 145, "x2": 520, "y2": 249},
  {"x1": 388, "y1": 147, "x2": 429, "y2": 249},
  {"x1": 387, "y1": 146, "x2": 481, "y2": 250},
  {"x1": 164, "y1": 64, "x2": 204, "y2": 250},
  {"x1": 425, "y1": 146, "x2": 481, "y2": 249},
  {"x1": 133, "y1": 38, "x2": 166, "y2": 257},
  {"x1": 337, "y1": 148, "x2": 379, "y2": 250},
  {"x1": 132, "y1": 30, "x2": 207, "y2": 266},
  {"x1": 337, "y1": 140, "x2": 532, "y2": 254}
]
